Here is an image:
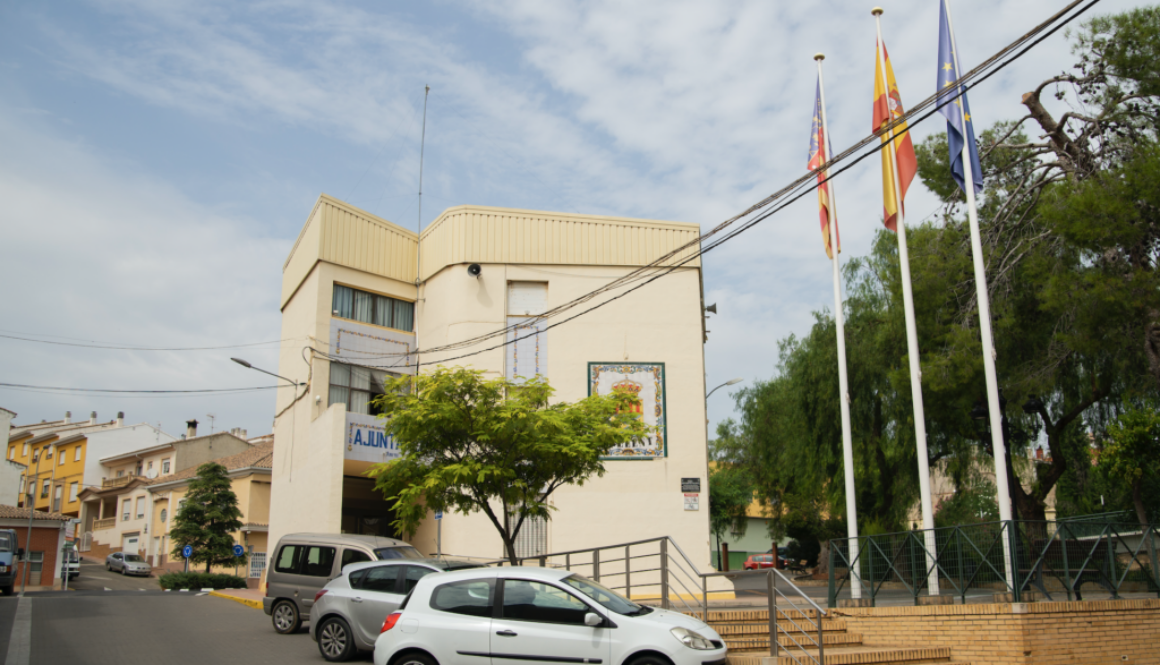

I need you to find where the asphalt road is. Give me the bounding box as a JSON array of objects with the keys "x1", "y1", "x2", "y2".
[{"x1": 4, "y1": 592, "x2": 372, "y2": 665}]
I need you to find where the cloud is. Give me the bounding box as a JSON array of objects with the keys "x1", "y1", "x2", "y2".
[
  {"x1": 0, "y1": 102, "x2": 291, "y2": 435},
  {"x1": 3, "y1": 0, "x2": 1142, "y2": 437}
]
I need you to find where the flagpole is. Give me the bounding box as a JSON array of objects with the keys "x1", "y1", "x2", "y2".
[
  {"x1": 943, "y1": 0, "x2": 1016, "y2": 590},
  {"x1": 872, "y1": 7, "x2": 939, "y2": 597},
  {"x1": 815, "y1": 53, "x2": 862, "y2": 600}
]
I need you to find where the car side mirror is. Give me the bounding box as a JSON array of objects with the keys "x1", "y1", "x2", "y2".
[
  {"x1": 584, "y1": 612, "x2": 603, "y2": 627},
  {"x1": 16, "y1": 548, "x2": 24, "y2": 558}
]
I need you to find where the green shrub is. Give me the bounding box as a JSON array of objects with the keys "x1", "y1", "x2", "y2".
[{"x1": 158, "y1": 572, "x2": 248, "y2": 590}]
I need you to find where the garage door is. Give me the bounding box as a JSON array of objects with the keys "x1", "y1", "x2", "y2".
[{"x1": 121, "y1": 534, "x2": 139, "y2": 555}]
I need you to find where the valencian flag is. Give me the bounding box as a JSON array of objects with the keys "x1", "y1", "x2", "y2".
[
  {"x1": 872, "y1": 41, "x2": 917, "y2": 232},
  {"x1": 808, "y1": 77, "x2": 839, "y2": 259},
  {"x1": 938, "y1": 0, "x2": 983, "y2": 194}
]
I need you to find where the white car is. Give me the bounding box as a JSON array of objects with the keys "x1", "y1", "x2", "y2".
[{"x1": 373, "y1": 566, "x2": 727, "y2": 665}]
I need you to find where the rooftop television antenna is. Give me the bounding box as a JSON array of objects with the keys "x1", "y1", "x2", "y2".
[{"x1": 207, "y1": 413, "x2": 216, "y2": 434}]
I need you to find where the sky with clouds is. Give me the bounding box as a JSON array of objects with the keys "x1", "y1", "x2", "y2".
[{"x1": 0, "y1": 0, "x2": 1142, "y2": 440}]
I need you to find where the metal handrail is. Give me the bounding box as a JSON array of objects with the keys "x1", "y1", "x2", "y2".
[{"x1": 445, "y1": 535, "x2": 826, "y2": 662}]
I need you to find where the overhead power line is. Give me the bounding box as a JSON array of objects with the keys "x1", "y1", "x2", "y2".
[
  {"x1": 0, "y1": 329, "x2": 288, "y2": 350},
  {"x1": 0, "y1": 382, "x2": 283, "y2": 394},
  {"x1": 320, "y1": 0, "x2": 1104, "y2": 370}
]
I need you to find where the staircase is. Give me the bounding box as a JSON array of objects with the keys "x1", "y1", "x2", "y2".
[{"x1": 696, "y1": 608, "x2": 972, "y2": 665}]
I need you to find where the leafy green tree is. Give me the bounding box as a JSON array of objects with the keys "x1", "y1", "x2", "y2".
[
  {"x1": 369, "y1": 367, "x2": 650, "y2": 563},
  {"x1": 169, "y1": 462, "x2": 246, "y2": 573},
  {"x1": 1104, "y1": 403, "x2": 1160, "y2": 527},
  {"x1": 708, "y1": 464, "x2": 753, "y2": 568}
]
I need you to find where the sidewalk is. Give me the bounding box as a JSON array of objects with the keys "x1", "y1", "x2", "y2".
[{"x1": 207, "y1": 587, "x2": 263, "y2": 610}]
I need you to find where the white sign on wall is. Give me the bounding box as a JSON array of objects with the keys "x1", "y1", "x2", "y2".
[
  {"x1": 344, "y1": 412, "x2": 401, "y2": 463},
  {"x1": 684, "y1": 493, "x2": 700, "y2": 511},
  {"x1": 329, "y1": 318, "x2": 416, "y2": 375}
]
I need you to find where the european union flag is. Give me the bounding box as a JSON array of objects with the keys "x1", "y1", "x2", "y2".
[{"x1": 937, "y1": 0, "x2": 983, "y2": 194}]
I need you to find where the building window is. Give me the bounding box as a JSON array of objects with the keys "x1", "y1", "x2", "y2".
[
  {"x1": 7, "y1": 446, "x2": 13, "y2": 460},
  {"x1": 59, "y1": 453, "x2": 66, "y2": 466},
  {"x1": 332, "y1": 284, "x2": 414, "y2": 332},
  {"x1": 136, "y1": 497, "x2": 145, "y2": 519},
  {"x1": 329, "y1": 362, "x2": 398, "y2": 415},
  {"x1": 123, "y1": 500, "x2": 131, "y2": 521},
  {"x1": 162, "y1": 459, "x2": 170, "y2": 474},
  {"x1": 69, "y1": 482, "x2": 78, "y2": 503},
  {"x1": 147, "y1": 461, "x2": 153, "y2": 472},
  {"x1": 45, "y1": 447, "x2": 52, "y2": 459},
  {"x1": 75, "y1": 446, "x2": 82, "y2": 462},
  {"x1": 160, "y1": 508, "x2": 167, "y2": 524},
  {"x1": 19, "y1": 477, "x2": 25, "y2": 497},
  {"x1": 53, "y1": 486, "x2": 63, "y2": 512},
  {"x1": 41, "y1": 480, "x2": 50, "y2": 498},
  {"x1": 27, "y1": 551, "x2": 44, "y2": 576},
  {"x1": 22, "y1": 443, "x2": 29, "y2": 456}
]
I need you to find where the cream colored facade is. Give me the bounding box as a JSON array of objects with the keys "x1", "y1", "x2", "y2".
[{"x1": 271, "y1": 195, "x2": 714, "y2": 572}]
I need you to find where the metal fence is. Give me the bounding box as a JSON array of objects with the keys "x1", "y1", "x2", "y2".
[{"x1": 828, "y1": 519, "x2": 1160, "y2": 607}]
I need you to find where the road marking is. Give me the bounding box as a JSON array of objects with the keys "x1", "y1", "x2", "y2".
[
  {"x1": 104, "y1": 587, "x2": 112, "y2": 591},
  {"x1": 5, "y1": 596, "x2": 31, "y2": 665}
]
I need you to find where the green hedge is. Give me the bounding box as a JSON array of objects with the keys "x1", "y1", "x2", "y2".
[{"x1": 158, "y1": 572, "x2": 248, "y2": 590}]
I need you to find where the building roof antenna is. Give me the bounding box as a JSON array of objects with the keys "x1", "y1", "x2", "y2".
[{"x1": 414, "y1": 84, "x2": 430, "y2": 386}]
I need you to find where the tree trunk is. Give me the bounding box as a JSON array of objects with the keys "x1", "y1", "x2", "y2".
[
  {"x1": 1133, "y1": 478, "x2": 1150, "y2": 528},
  {"x1": 502, "y1": 534, "x2": 519, "y2": 565},
  {"x1": 205, "y1": 560, "x2": 211, "y2": 574},
  {"x1": 1145, "y1": 313, "x2": 1160, "y2": 391},
  {"x1": 816, "y1": 540, "x2": 830, "y2": 577}
]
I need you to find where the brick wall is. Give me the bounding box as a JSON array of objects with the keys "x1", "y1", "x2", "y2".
[
  {"x1": 837, "y1": 599, "x2": 1160, "y2": 664},
  {"x1": 7, "y1": 525, "x2": 64, "y2": 589}
]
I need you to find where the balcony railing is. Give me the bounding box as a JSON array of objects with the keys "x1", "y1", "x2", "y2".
[
  {"x1": 93, "y1": 517, "x2": 116, "y2": 531},
  {"x1": 102, "y1": 475, "x2": 141, "y2": 489}
]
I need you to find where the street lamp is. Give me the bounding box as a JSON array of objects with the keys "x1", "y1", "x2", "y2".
[
  {"x1": 21, "y1": 447, "x2": 47, "y2": 597},
  {"x1": 706, "y1": 378, "x2": 744, "y2": 401},
  {"x1": 230, "y1": 358, "x2": 305, "y2": 387}
]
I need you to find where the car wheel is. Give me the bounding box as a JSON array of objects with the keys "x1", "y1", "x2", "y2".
[
  {"x1": 317, "y1": 616, "x2": 357, "y2": 662},
  {"x1": 271, "y1": 600, "x2": 301, "y2": 634},
  {"x1": 393, "y1": 652, "x2": 438, "y2": 665},
  {"x1": 627, "y1": 656, "x2": 672, "y2": 665}
]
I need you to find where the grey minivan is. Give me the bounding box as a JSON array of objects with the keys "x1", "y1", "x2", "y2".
[{"x1": 263, "y1": 533, "x2": 421, "y2": 634}]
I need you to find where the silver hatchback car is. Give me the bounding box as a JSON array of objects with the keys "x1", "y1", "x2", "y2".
[
  {"x1": 309, "y1": 558, "x2": 483, "y2": 661},
  {"x1": 106, "y1": 552, "x2": 152, "y2": 576}
]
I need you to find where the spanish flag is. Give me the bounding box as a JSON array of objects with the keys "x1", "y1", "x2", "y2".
[
  {"x1": 873, "y1": 41, "x2": 917, "y2": 232},
  {"x1": 808, "y1": 76, "x2": 839, "y2": 259}
]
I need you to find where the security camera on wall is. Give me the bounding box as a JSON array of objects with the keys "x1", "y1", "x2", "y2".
[{"x1": 467, "y1": 263, "x2": 482, "y2": 278}]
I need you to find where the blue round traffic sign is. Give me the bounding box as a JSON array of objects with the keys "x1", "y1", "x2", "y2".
[
  {"x1": 182, "y1": 545, "x2": 193, "y2": 558},
  {"x1": 233, "y1": 545, "x2": 245, "y2": 557}
]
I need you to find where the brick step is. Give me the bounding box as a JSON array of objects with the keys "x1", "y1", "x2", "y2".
[
  {"x1": 700, "y1": 608, "x2": 827, "y2": 623},
  {"x1": 710, "y1": 619, "x2": 847, "y2": 636},
  {"x1": 727, "y1": 646, "x2": 963, "y2": 665},
  {"x1": 723, "y1": 630, "x2": 863, "y2": 651}
]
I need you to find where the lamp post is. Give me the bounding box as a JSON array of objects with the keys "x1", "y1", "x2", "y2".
[
  {"x1": 230, "y1": 358, "x2": 305, "y2": 387},
  {"x1": 706, "y1": 378, "x2": 744, "y2": 402},
  {"x1": 706, "y1": 378, "x2": 743, "y2": 570}
]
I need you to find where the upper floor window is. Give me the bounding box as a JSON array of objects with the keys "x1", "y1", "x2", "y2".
[
  {"x1": 162, "y1": 458, "x2": 171, "y2": 474},
  {"x1": 59, "y1": 453, "x2": 65, "y2": 466},
  {"x1": 74, "y1": 446, "x2": 82, "y2": 462},
  {"x1": 7, "y1": 446, "x2": 13, "y2": 460},
  {"x1": 22, "y1": 443, "x2": 29, "y2": 456},
  {"x1": 332, "y1": 284, "x2": 414, "y2": 332},
  {"x1": 329, "y1": 363, "x2": 399, "y2": 415}
]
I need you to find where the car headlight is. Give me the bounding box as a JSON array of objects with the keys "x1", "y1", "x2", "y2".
[{"x1": 670, "y1": 626, "x2": 716, "y2": 650}]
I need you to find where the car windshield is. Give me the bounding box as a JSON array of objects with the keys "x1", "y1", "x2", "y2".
[
  {"x1": 560, "y1": 574, "x2": 650, "y2": 616},
  {"x1": 123, "y1": 554, "x2": 144, "y2": 563},
  {"x1": 0, "y1": 533, "x2": 13, "y2": 552},
  {"x1": 66, "y1": 550, "x2": 79, "y2": 562},
  {"x1": 375, "y1": 546, "x2": 423, "y2": 560}
]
